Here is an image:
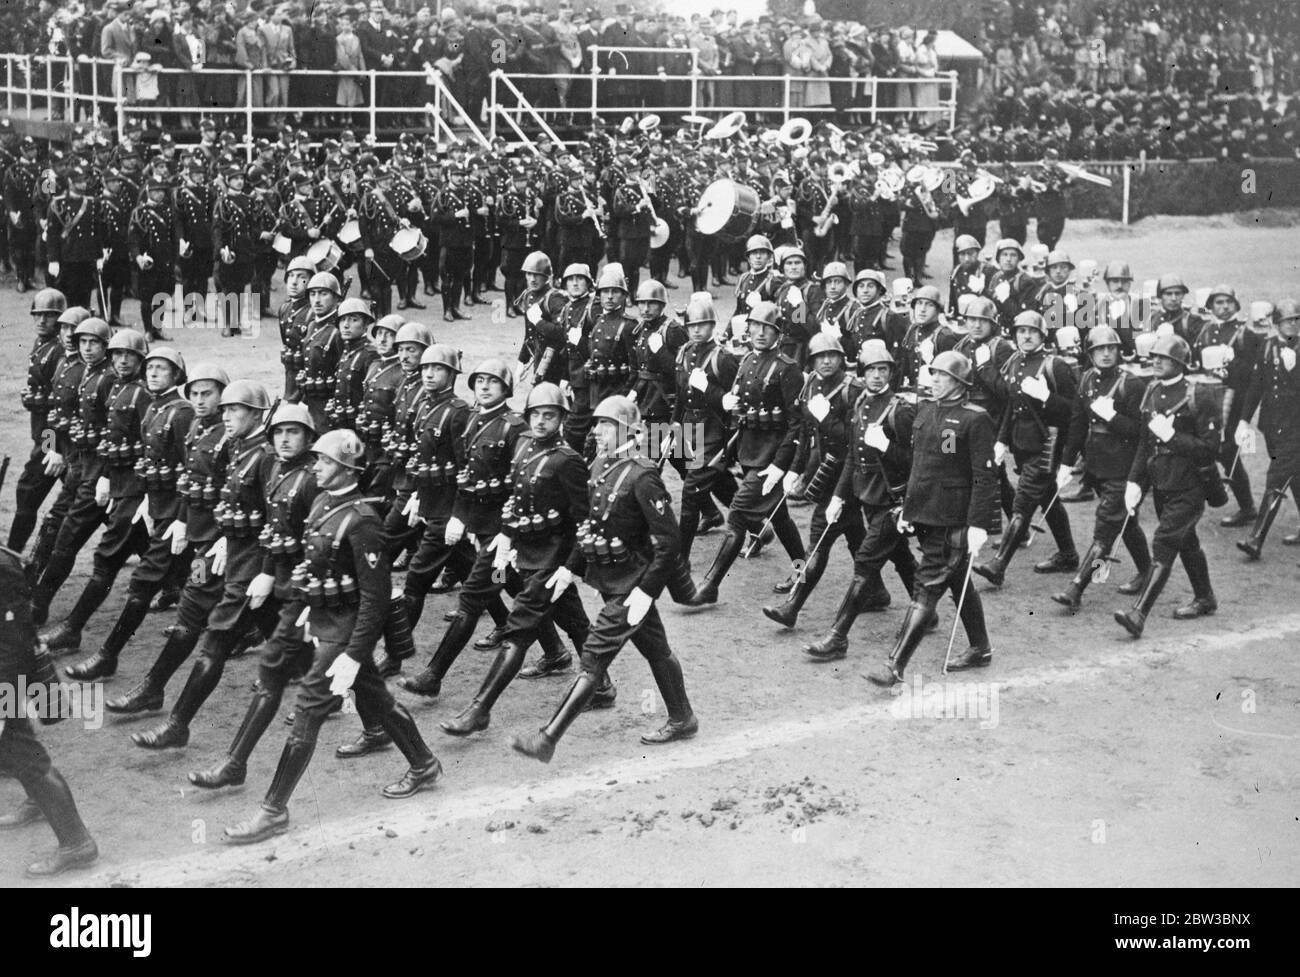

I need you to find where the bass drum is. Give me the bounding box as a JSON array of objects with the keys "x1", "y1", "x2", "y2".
[
  {"x1": 337, "y1": 219, "x2": 363, "y2": 252},
  {"x1": 694, "y1": 180, "x2": 760, "y2": 241}
]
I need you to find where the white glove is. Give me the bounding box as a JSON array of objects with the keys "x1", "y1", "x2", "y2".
[
  {"x1": 526, "y1": 303, "x2": 542, "y2": 324},
  {"x1": 967, "y1": 526, "x2": 989, "y2": 557},
  {"x1": 1020, "y1": 374, "x2": 1050, "y2": 403},
  {"x1": 490, "y1": 533, "x2": 514, "y2": 570},
  {"x1": 133, "y1": 499, "x2": 153, "y2": 536},
  {"x1": 974, "y1": 343, "x2": 991, "y2": 366},
  {"x1": 178, "y1": 237, "x2": 191, "y2": 257},
  {"x1": 760, "y1": 465, "x2": 784, "y2": 495},
  {"x1": 1124, "y1": 481, "x2": 1143, "y2": 514},
  {"x1": 919, "y1": 337, "x2": 935, "y2": 363},
  {"x1": 42, "y1": 450, "x2": 65, "y2": 477},
  {"x1": 163, "y1": 520, "x2": 187, "y2": 556},
  {"x1": 545, "y1": 566, "x2": 574, "y2": 602},
  {"x1": 689, "y1": 368, "x2": 708, "y2": 392},
  {"x1": 1234, "y1": 420, "x2": 1253, "y2": 447},
  {"x1": 994, "y1": 280, "x2": 1011, "y2": 302},
  {"x1": 1147, "y1": 413, "x2": 1175, "y2": 443},
  {"x1": 722, "y1": 392, "x2": 740, "y2": 412},
  {"x1": 864, "y1": 423, "x2": 890, "y2": 452},
  {"x1": 647, "y1": 332, "x2": 663, "y2": 354},
  {"x1": 136, "y1": 254, "x2": 153, "y2": 270},
  {"x1": 403, "y1": 492, "x2": 423, "y2": 527},
  {"x1": 220, "y1": 246, "x2": 234, "y2": 264},
  {"x1": 746, "y1": 289, "x2": 761, "y2": 309},
  {"x1": 786, "y1": 284, "x2": 803, "y2": 306},
  {"x1": 806, "y1": 393, "x2": 830, "y2": 421},
  {"x1": 994, "y1": 441, "x2": 1008, "y2": 465},
  {"x1": 825, "y1": 496, "x2": 843, "y2": 524},
  {"x1": 624, "y1": 587, "x2": 653, "y2": 626},
  {"x1": 48, "y1": 261, "x2": 60, "y2": 280},
  {"x1": 1055, "y1": 466, "x2": 1074, "y2": 491},
  {"x1": 567, "y1": 326, "x2": 583, "y2": 346},
  {"x1": 1281, "y1": 347, "x2": 1296, "y2": 372},
  {"x1": 782, "y1": 471, "x2": 801, "y2": 494},
  {"x1": 208, "y1": 537, "x2": 228, "y2": 576},
  {"x1": 445, "y1": 515, "x2": 465, "y2": 545},
  {"x1": 247, "y1": 572, "x2": 275, "y2": 609},
  {"x1": 95, "y1": 477, "x2": 110, "y2": 507},
  {"x1": 326, "y1": 654, "x2": 361, "y2": 696},
  {"x1": 1090, "y1": 396, "x2": 1117, "y2": 421}
]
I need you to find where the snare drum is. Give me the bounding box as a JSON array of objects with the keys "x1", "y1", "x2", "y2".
[
  {"x1": 272, "y1": 233, "x2": 293, "y2": 256},
  {"x1": 307, "y1": 238, "x2": 343, "y2": 272},
  {"x1": 337, "y1": 219, "x2": 363, "y2": 252},
  {"x1": 693, "y1": 180, "x2": 760, "y2": 241},
  {"x1": 390, "y1": 227, "x2": 428, "y2": 262}
]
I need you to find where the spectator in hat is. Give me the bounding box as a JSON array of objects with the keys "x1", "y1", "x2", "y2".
[
  {"x1": 100, "y1": 0, "x2": 138, "y2": 103},
  {"x1": 202, "y1": 0, "x2": 238, "y2": 112},
  {"x1": 171, "y1": 7, "x2": 206, "y2": 129},
  {"x1": 805, "y1": 21, "x2": 832, "y2": 108},
  {"x1": 261, "y1": 3, "x2": 296, "y2": 127},
  {"x1": 783, "y1": 24, "x2": 811, "y2": 108},
  {"x1": 233, "y1": 2, "x2": 268, "y2": 111},
  {"x1": 295, "y1": 2, "x2": 336, "y2": 127},
  {"x1": 336, "y1": 10, "x2": 366, "y2": 125}
]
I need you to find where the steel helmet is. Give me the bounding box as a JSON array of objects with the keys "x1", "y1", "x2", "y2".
[
  {"x1": 854, "y1": 268, "x2": 887, "y2": 292},
  {"x1": 596, "y1": 262, "x2": 628, "y2": 292},
  {"x1": 31, "y1": 287, "x2": 67, "y2": 315},
  {"x1": 269, "y1": 401, "x2": 316, "y2": 434},
  {"x1": 685, "y1": 292, "x2": 717, "y2": 325},
  {"x1": 72, "y1": 317, "x2": 111, "y2": 343},
  {"x1": 821, "y1": 261, "x2": 850, "y2": 283},
  {"x1": 930, "y1": 350, "x2": 974, "y2": 385},
  {"x1": 562, "y1": 263, "x2": 592, "y2": 281},
  {"x1": 635, "y1": 280, "x2": 668, "y2": 305},
  {"x1": 185, "y1": 362, "x2": 230, "y2": 393},
  {"x1": 911, "y1": 285, "x2": 942, "y2": 307},
  {"x1": 807, "y1": 332, "x2": 845, "y2": 359},
  {"x1": 219, "y1": 379, "x2": 272, "y2": 410},
  {"x1": 311, "y1": 428, "x2": 365, "y2": 469},
  {"x1": 338, "y1": 296, "x2": 375, "y2": 321},
  {"x1": 1156, "y1": 273, "x2": 1187, "y2": 295},
  {"x1": 953, "y1": 234, "x2": 981, "y2": 254},
  {"x1": 994, "y1": 238, "x2": 1023, "y2": 258},
  {"x1": 286, "y1": 255, "x2": 317, "y2": 276},
  {"x1": 1046, "y1": 250, "x2": 1074, "y2": 269},
  {"x1": 420, "y1": 344, "x2": 462, "y2": 372},
  {"x1": 522, "y1": 251, "x2": 553, "y2": 276},
  {"x1": 780, "y1": 244, "x2": 806, "y2": 266},
  {"x1": 1013, "y1": 310, "x2": 1047, "y2": 335},
  {"x1": 1086, "y1": 325, "x2": 1123, "y2": 351},
  {"x1": 592, "y1": 394, "x2": 640, "y2": 429},
  {"x1": 1149, "y1": 334, "x2": 1191, "y2": 367},
  {"x1": 1206, "y1": 283, "x2": 1238, "y2": 308},
  {"x1": 1276, "y1": 298, "x2": 1300, "y2": 321},
  {"x1": 467, "y1": 357, "x2": 514, "y2": 393},
  {"x1": 1102, "y1": 260, "x2": 1133, "y2": 281},
  {"x1": 525, "y1": 381, "x2": 571, "y2": 414},
  {"x1": 746, "y1": 300, "x2": 780, "y2": 330},
  {"x1": 107, "y1": 329, "x2": 149, "y2": 356},
  {"x1": 858, "y1": 339, "x2": 895, "y2": 369},
  {"x1": 145, "y1": 346, "x2": 186, "y2": 375},
  {"x1": 745, "y1": 234, "x2": 774, "y2": 254},
  {"x1": 372, "y1": 313, "x2": 405, "y2": 335},
  {"x1": 962, "y1": 296, "x2": 999, "y2": 323},
  {"x1": 58, "y1": 306, "x2": 93, "y2": 327},
  {"x1": 395, "y1": 322, "x2": 434, "y2": 348},
  {"x1": 307, "y1": 271, "x2": 341, "y2": 295}
]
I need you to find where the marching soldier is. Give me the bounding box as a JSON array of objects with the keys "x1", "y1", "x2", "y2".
[
  {"x1": 325, "y1": 297, "x2": 381, "y2": 433},
  {"x1": 1094, "y1": 261, "x2": 1140, "y2": 356},
  {"x1": 1146, "y1": 274, "x2": 1205, "y2": 344},
  {"x1": 96, "y1": 170, "x2": 131, "y2": 328},
  {"x1": 298, "y1": 272, "x2": 344, "y2": 434},
  {"x1": 1033, "y1": 251, "x2": 1083, "y2": 355},
  {"x1": 814, "y1": 262, "x2": 861, "y2": 355},
  {"x1": 223, "y1": 429, "x2": 442, "y2": 844},
  {"x1": 512, "y1": 394, "x2": 699, "y2": 763},
  {"x1": 175, "y1": 160, "x2": 216, "y2": 302},
  {"x1": 584, "y1": 263, "x2": 638, "y2": 414},
  {"x1": 948, "y1": 234, "x2": 996, "y2": 317},
  {"x1": 433, "y1": 163, "x2": 474, "y2": 321},
  {"x1": 45, "y1": 165, "x2": 101, "y2": 311},
  {"x1": 516, "y1": 251, "x2": 570, "y2": 385},
  {"x1": 212, "y1": 166, "x2": 260, "y2": 337},
  {"x1": 4, "y1": 136, "x2": 41, "y2": 292},
  {"x1": 10, "y1": 288, "x2": 67, "y2": 553},
  {"x1": 986, "y1": 238, "x2": 1038, "y2": 334},
  {"x1": 378, "y1": 323, "x2": 435, "y2": 563},
  {"x1": 611, "y1": 161, "x2": 655, "y2": 297},
  {"x1": 866, "y1": 350, "x2": 998, "y2": 685},
  {"x1": 845, "y1": 269, "x2": 890, "y2": 360},
  {"x1": 772, "y1": 245, "x2": 823, "y2": 363},
  {"x1": 950, "y1": 296, "x2": 1017, "y2": 522},
  {"x1": 896, "y1": 285, "x2": 961, "y2": 390},
  {"x1": 278, "y1": 255, "x2": 317, "y2": 402},
  {"x1": 554, "y1": 167, "x2": 604, "y2": 279},
  {"x1": 359, "y1": 313, "x2": 405, "y2": 490},
  {"x1": 558, "y1": 262, "x2": 599, "y2": 454},
  {"x1": 499, "y1": 168, "x2": 544, "y2": 315},
  {"x1": 1115, "y1": 335, "x2": 1221, "y2": 637},
  {"x1": 128, "y1": 175, "x2": 179, "y2": 340},
  {"x1": 734, "y1": 234, "x2": 778, "y2": 318},
  {"x1": 277, "y1": 171, "x2": 331, "y2": 262}
]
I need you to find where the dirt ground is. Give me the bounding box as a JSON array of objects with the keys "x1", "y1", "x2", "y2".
[{"x1": 2, "y1": 213, "x2": 1299, "y2": 888}]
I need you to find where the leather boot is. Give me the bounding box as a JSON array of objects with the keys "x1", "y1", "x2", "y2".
[
  {"x1": 803, "y1": 574, "x2": 872, "y2": 661},
  {"x1": 1113, "y1": 562, "x2": 1172, "y2": 638},
  {"x1": 763, "y1": 545, "x2": 828, "y2": 628},
  {"x1": 66, "y1": 595, "x2": 149, "y2": 681},
  {"x1": 28, "y1": 518, "x2": 60, "y2": 579},
  {"x1": 1219, "y1": 506, "x2": 1257, "y2": 528},
  {"x1": 30, "y1": 547, "x2": 79, "y2": 627},
  {"x1": 663, "y1": 557, "x2": 698, "y2": 605},
  {"x1": 397, "y1": 610, "x2": 476, "y2": 697},
  {"x1": 41, "y1": 575, "x2": 113, "y2": 655},
  {"x1": 440, "y1": 641, "x2": 526, "y2": 736},
  {"x1": 586, "y1": 670, "x2": 617, "y2": 711},
  {"x1": 223, "y1": 737, "x2": 315, "y2": 844},
  {"x1": 22, "y1": 768, "x2": 98, "y2": 878},
  {"x1": 336, "y1": 727, "x2": 393, "y2": 758},
  {"x1": 518, "y1": 646, "x2": 573, "y2": 678},
  {"x1": 380, "y1": 704, "x2": 442, "y2": 797},
  {"x1": 1051, "y1": 540, "x2": 1108, "y2": 612},
  {"x1": 151, "y1": 588, "x2": 181, "y2": 612},
  {"x1": 1033, "y1": 501, "x2": 1078, "y2": 572},
  {"x1": 189, "y1": 682, "x2": 282, "y2": 789},
  {"x1": 131, "y1": 637, "x2": 231, "y2": 748},
  {"x1": 686, "y1": 528, "x2": 744, "y2": 606},
  {"x1": 973, "y1": 513, "x2": 1026, "y2": 586},
  {"x1": 0, "y1": 796, "x2": 45, "y2": 829},
  {"x1": 1237, "y1": 489, "x2": 1284, "y2": 561},
  {"x1": 945, "y1": 585, "x2": 993, "y2": 671},
  {"x1": 866, "y1": 595, "x2": 936, "y2": 686},
  {"x1": 105, "y1": 626, "x2": 200, "y2": 714},
  {"x1": 1117, "y1": 518, "x2": 1151, "y2": 593},
  {"x1": 510, "y1": 671, "x2": 599, "y2": 763},
  {"x1": 474, "y1": 625, "x2": 507, "y2": 650},
  {"x1": 379, "y1": 595, "x2": 416, "y2": 674},
  {"x1": 1173, "y1": 548, "x2": 1217, "y2": 619},
  {"x1": 641, "y1": 654, "x2": 698, "y2": 744}
]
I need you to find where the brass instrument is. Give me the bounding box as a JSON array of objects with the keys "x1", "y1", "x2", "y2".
[
  {"x1": 579, "y1": 186, "x2": 607, "y2": 238},
  {"x1": 813, "y1": 184, "x2": 839, "y2": 238}
]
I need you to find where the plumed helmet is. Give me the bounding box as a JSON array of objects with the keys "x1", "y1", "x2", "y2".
[
  {"x1": 311, "y1": 429, "x2": 366, "y2": 469},
  {"x1": 269, "y1": 401, "x2": 316, "y2": 434},
  {"x1": 219, "y1": 379, "x2": 271, "y2": 410},
  {"x1": 525, "y1": 381, "x2": 571, "y2": 414}
]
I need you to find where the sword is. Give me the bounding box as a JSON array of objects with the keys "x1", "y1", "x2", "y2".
[
  {"x1": 743, "y1": 486, "x2": 788, "y2": 558},
  {"x1": 654, "y1": 426, "x2": 677, "y2": 472},
  {"x1": 942, "y1": 554, "x2": 976, "y2": 676},
  {"x1": 789, "y1": 519, "x2": 835, "y2": 586},
  {"x1": 1225, "y1": 444, "x2": 1241, "y2": 483}
]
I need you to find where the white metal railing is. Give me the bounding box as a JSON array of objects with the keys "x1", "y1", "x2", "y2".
[
  {"x1": 488, "y1": 70, "x2": 563, "y2": 151},
  {"x1": 1, "y1": 53, "x2": 118, "y2": 123}
]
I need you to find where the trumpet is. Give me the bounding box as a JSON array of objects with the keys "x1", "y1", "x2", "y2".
[
  {"x1": 579, "y1": 186, "x2": 607, "y2": 238},
  {"x1": 813, "y1": 186, "x2": 840, "y2": 238}
]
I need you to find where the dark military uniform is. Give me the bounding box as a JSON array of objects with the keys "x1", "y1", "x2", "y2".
[
  {"x1": 772, "y1": 275, "x2": 823, "y2": 363},
  {"x1": 277, "y1": 293, "x2": 312, "y2": 403},
  {"x1": 432, "y1": 182, "x2": 474, "y2": 317},
  {"x1": 174, "y1": 179, "x2": 216, "y2": 300},
  {"x1": 1237, "y1": 334, "x2": 1300, "y2": 554},
  {"x1": 734, "y1": 262, "x2": 778, "y2": 319},
  {"x1": 948, "y1": 259, "x2": 998, "y2": 317},
  {"x1": 128, "y1": 197, "x2": 178, "y2": 331},
  {"x1": 325, "y1": 334, "x2": 380, "y2": 433},
  {"x1": 585, "y1": 304, "x2": 638, "y2": 409},
  {"x1": 379, "y1": 371, "x2": 426, "y2": 560},
  {"x1": 46, "y1": 191, "x2": 101, "y2": 309},
  {"x1": 297, "y1": 311, "x2": 342, "y2": 435},
  {"x1": 517, "y1": 283, "x2": 570, "y2": 386},
  {"x1": 611, "y1": 182, "x2": 652, "y2": 297},
  {"x1": 897, "y1": 318, "x2": 962, "y2": 390},
  {"x1": 952, "y1": 330, "x2": 1017, "y2": 521},
  {"x1": 987, "y1": 267, "x2": 1037, "y2": 334},
  {"x1": 558, "y1": 290, "x2": 598, "y2": 454},
  {"x1": 10, "y1": 334, "x2": 65, "y2": 552},
  {"x1": 672, "y1": 333, "x2": 739, "y2": 561},
  {"x1": 28, "y1": 352, "x2": 86, "y2": 576},
  {"x1": 3, "y1": 153, "x2": 40, "y2": 289},
  {"x1": 1192, "y1": 316, "x2": 1260, "y2": 520},
  {"x1": 212, "y1": 189, "x2": 261, "y2": 332},
  {"x1": 95, "y1": 188, "x2": 130, "y2": 324}
]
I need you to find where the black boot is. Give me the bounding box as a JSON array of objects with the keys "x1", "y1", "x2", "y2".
[
  {"x1": 1219, "y1": 506, "x2": 1257, "y2": 528},
  {"x1": 1117, "y1": 518, "x2": 1151, "y2": 593},
  {"x1": 686, "y1": 528, "x2": 744, "y2": 606},
  {"x1": 380, "y1": 704, "x2": 443, "y2": 797},
  {"x1": 378, "y1": 595, "x2": 416, "y2": 674},
  {"x1": 663, "y1": 557, "x2": 698, "y2": 605},
  {"x1": 510, "y1": 671, "x2": 599, "y2": 763},
  {"x1": 1173, "y1": 548, "x2": 1217, "y2": 619},
  {"x1": 973, "y1": 513, "x2": 1027, "y2": 587},
  {"x1": 1237, "y1": 489, "x2": 1284, "y2": 560},
  {"x1": 1051, "y1": 540, "x2": 1108, "y2": 612},
  {"x1": 641, "y1": 654, "x2": 698, "y2": 744},
  {"x1": 105, "y1": 626, "x2": 200, "y2": 714},
  {"x1": 763, "y1": 545, "x2": 828, "y2": 628},
  {"x1": 440, "y1": 641, "x2": 526, "y2": 736},
  {"x1": 189, "y1": 682, "x2": 282, "y2": 789},
  {"x1": 335, "y1": 727, "x2": 393, "y2": 758},
  {"x1": 945, "y1": 584, "x2": 993, "y2": 671},
  {"x1": 131, "y1": 640, "x2": 229, "y2": 749},
  {"x1": 518, "y1": 645, "x2": 573, "y2": 679},
  {"x1": 22, "y1": 768, "x2": 98, "y2": 878},
  {"x1": 803, "y1": 574, "x2": 872, "y2": 661},
  {"x1": 397, "y1": 610, "x2": 476, "y2": 697},
  {"x1": 1033, "y1": 501, "x2": 1079, "y2": 572},
  {"x1": 41, "y1": 575, "x2": 113, "y2": 655},
  {"x1": 223, "y1": 737, "x2": 314, "y2": 844},
  {"x1": 66, "y1": 595, "x2": 149, "y2": 680},
  {"x1": 866, "y1": 597, "x2": 935, "y2": 687},
  {"x1": 1113, "y1": 562, "x2": 1172, "y2": 638}
]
